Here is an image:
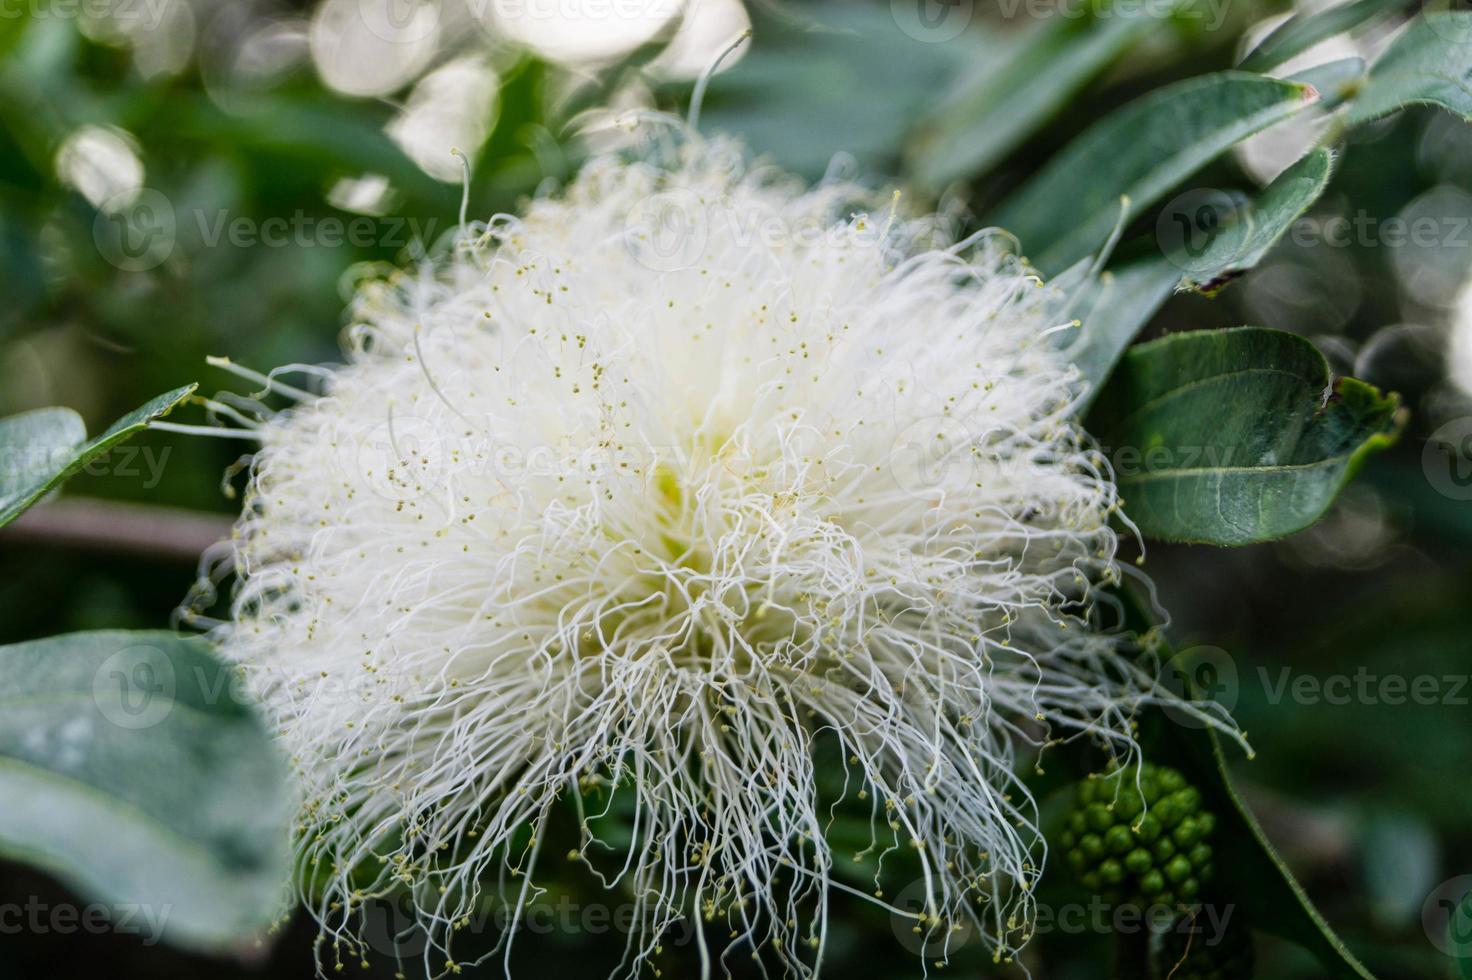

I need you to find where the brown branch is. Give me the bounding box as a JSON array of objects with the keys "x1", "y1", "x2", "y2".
[{"x1": 1, "y1": 497, "x2": 233, "y2": 564}]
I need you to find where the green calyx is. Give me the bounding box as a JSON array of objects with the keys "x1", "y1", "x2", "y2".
[{"x1": 1060, "y1": 762, "x2": 1216, "y2": 910}]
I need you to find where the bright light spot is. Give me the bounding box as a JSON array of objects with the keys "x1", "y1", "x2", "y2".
[
  {"x1": 649, "y1": 0, "x2": 748, "y2": 80},
  {"x1": 491, "y1": 0, "x2": 685, "y2": 65},
  {"x1": 55, "y1": 125, "x2": 145, "y2": 212},
  {"x1": 235, "y1": 19, "x2": 311, "y2": 89},
  {"x1": 1450, "y1": 279, "x2": 1472, "y2": 397},
  {"x1": 1235, "y1": 16, "x2": 1357, "y2": 184},
  {"x1": 329, "y1": 174, "x2": 398, "y2": 216},
  {"x1": 311, "y1": 0, "x2": 440, "y2": 97},
  {"x1": 79, "y1": 0, "x2": 195, "y2": 78},
  {"x1": 568, "y1": 77, "x2": 655, "y2": 153},
  {"x1": 387, "y1": 57, "x2": 500, "y2": 182}
]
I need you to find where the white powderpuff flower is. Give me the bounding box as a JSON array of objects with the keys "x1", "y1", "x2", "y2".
[{"x1": 212, "y1": 135, "x2": 1222, "y2": 977}]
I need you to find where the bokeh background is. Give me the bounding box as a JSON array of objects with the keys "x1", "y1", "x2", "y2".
[{"x1": 1, "y1": 0, "x2": 1470, "y2": 977}]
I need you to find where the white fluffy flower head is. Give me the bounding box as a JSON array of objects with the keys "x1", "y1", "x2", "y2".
[{"x1": 215, "y1": 135, "x2": 1190, "y2": 976}]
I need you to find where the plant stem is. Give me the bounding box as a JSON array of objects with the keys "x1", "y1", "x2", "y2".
[{"x1": 1, "y1": 497, "x2": 231, "y2": 564}]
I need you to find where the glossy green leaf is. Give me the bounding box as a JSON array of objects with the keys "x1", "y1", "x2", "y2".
[
  {"x1": 0, "y1": 385, "x2": 195, "y2": 529},
  {"x1": 1238, "y1": 0, "x2": 1401, "y2": 72},
  {"x1": 1088, "y1": 327, "x2": 1404, "y2": 545},
  {"x1": 1061, "y1": 253, "x2": 1182, "y2": 413},
  {"x1": 993, "y1": 72, "x2": 1318, "y2": 275},
  {"x1": 906, "y1": 10, "x2": 1167, "y2": 190},
  {"x1": 0, "y1": 631, "x2": 291, "y2": 951},
  {"x1": 1169, "y1": 147, "x2": 1336, "y2": 295},
  {"x1": 1345, "y1": 13, "x2": 1472, "y2": 127}
]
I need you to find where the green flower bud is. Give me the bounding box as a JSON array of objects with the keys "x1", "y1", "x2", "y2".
[{"x1": 1059, "y1": 762, "x2": 1218, "y2": 910}]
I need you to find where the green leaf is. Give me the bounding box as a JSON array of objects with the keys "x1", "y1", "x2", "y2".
[
  {"x1": 993, "y1": 72, "x2": 1318, "y2": 275},
  {"x1": 1345, "y1": 13, "x2": 1472, "y2": 127},
  {"x1": 1238, "y1": 0, "x2": 1401, "y2": 72},
  {"x1": 0, "y1": 631, "x2": 291, "y2": 951},
  {"x1": 694, "y1": 0, "x2": 975, "y2": 179},
  {"x1": 1290, "y1": 56, "x2": 1369, "y2": 110},
  {"x1": 172, "y1": 95, "x2": 447, "y2": 199},
  {"x1": 1062, "y1": 253, "x2": 1182, "y2": 413},
  {"x1": 1167, "y1": 147, "x2": 1336, "y2": 295},
  {"x1": 906, "y1": 10, "x2": 1167, "y2": 190},
  {"x1": 0, "y1": 385, "x2": 195, "y2": 529},
  {"x1": 1087, "y1": 327, "x2": 1404, "y2": 545}
]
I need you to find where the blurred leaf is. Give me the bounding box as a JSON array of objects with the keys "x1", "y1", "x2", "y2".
[
  {"x1": 1360, "y1": 810, "x2": 1438, "y2": 928},
  {"x1": 1175, "y1": 147, "x2": 1336, "y2": 294},
  {"x1": 1088, "y1": 328, "x2": 1404, "y2": 545},
  {"x1": 0, "y1": 213, "x2": 44, "y2": 327},
  {"x1": 1061, "y1": 252, "x2": 1181, "y2": 413},
  {"x1": 695, "y1": 1, "x2": 975, "y2": 178},
  {"x1": 1238, "y1": 0, "x2": 1402, "y2": 72},
  {"x1": 172, "y1": 94, "x2": 447, "y2": 202},
  {"x1": 1344, "y1": 13, "x2": 1472, "y2": 127},
  {"x1": 993, "y1": 72, "x2": 1317, "y2": 275},
  {"x1": 0, "y1": 385, "x2": 195, "y2": 529},
  {"x1": 906, "y1": 9, "x2": 1170, "y2": 190},
  {"x1": 0, "y1": 631, "x2": 291, "y2": 951}
]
